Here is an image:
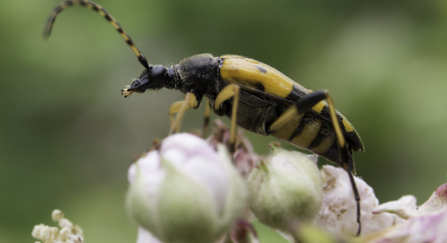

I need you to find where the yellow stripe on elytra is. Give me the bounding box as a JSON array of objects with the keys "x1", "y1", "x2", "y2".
[
  {"x1": 290, "y1": 120, "x2": 322, "y2": 148},
  {"x1": 311, "y1": 101, "x2": 326, "y2": 113},
  {"x1": 311, "y1": 133, "x2": 335, "y2": 155},
  {"x1": 220, "y1": 55, "x2": 311, "y2": 98},
  {"x1": 271, "y1": 114, "x2": 304, "y2": 141},
  {"x1": 342, "y1": 118, "x2": 354, "y2": 133}
]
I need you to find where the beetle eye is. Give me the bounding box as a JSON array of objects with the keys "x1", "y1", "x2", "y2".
[
  {"x1": 125, "y1": 79, "x2": 145, "y2": 93},
  {"x1": 130, "y1": 79, "x2": 141, "y2": 89}
]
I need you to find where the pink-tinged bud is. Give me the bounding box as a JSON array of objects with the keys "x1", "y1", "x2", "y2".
[{"x1": 126, "y1": 133, "x2": 246, "y2": 243}]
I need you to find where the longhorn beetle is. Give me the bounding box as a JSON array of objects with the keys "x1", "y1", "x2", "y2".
[{"x1": 44, "y1": 0, "x2": 365, "y2": 236}]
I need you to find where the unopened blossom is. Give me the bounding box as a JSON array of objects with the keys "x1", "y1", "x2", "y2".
[
  {"x1": 126, "y1": 133, "x2": 246, "y2": 243},
  {"x1": 247, "y1": 147, "x2": 323, "y2": 234}
]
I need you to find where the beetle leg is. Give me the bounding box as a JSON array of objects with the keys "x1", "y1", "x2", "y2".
[
  {"x1": 202, "y1": 98, "x2": 211, "y2": 137},
  {"x1": 169, "y1": 92, "x2": 198, "y2": 134},
  {"x1": 214, "y1": 84, "x2": 241, "y2": 154},
  {"x1": 268, "y1": 90, "x2": 361, "y2": 236}
]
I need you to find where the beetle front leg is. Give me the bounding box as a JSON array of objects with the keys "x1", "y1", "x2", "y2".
[{"x1": 169, "y1": 92, "x2": 198, "y2": 134}]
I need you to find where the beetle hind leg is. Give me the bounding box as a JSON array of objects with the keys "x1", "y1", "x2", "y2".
[
  {"x1": 214, "y1": 84, "x2": 241, "y2": 154},
  {"x1": 268, "y1": 90, "x2": 362, "y2": 236}
]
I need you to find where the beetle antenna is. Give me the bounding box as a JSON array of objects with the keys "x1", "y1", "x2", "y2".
[{"x1": 43, "y1": 0, "x2": 150, "y2": 70}]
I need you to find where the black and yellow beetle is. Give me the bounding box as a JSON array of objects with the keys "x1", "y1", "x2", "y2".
[{"x1": 44, "y1": 0, "x2": 365, "y2": 235}]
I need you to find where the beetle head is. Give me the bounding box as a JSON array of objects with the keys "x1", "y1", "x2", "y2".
[{"x1": 121, "y1": 65, "x2": 167, "y2": 97}]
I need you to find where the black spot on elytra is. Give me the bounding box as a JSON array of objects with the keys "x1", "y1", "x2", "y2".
[
  {"x1": 256, "y1": 65, "x2": 267, "y2": 73},
  {"x1": 254, "y1": 82, "x2": 265, "y2": 92},
  {"x1": 285, "y1": 85, "x2": 308, "y2": 102}
]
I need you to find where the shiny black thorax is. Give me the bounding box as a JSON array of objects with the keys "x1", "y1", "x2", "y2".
[{"x1": 174, "y1": 54, "x2": 285, "y2": 135}]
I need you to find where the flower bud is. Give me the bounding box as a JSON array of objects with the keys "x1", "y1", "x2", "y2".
[
  {"x1": 126, "y1": 133, "x2": 246, "y2": 243},
  {"x1": 247, "y1": 147, "x2": 323, "y2": 233}
]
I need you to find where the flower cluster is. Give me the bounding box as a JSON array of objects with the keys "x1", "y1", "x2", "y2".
[
  {"x1": 32, "y1": 209, "x2": 84, "y2": 243},
  {"x1": 31, "y1": 120, "x2": 447, "y2": 243}
]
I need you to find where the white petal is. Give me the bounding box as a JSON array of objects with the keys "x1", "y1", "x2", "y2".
[
  {"x1": 161, "y1": 133, "x2": 220, "y2": 162},
  {"x1": 129, "y1": 151, "x2": 166, "y2": 200},
  {"x1": 136, "y1": 227, "x2": 164, "y2": 243},
  {"x1": 128, "y1": 151, "x2": 161, "y2": 184},
  {"x1": 182, "y1": 156, "x2": 228, "y2": 214},
  {"x1": 161, "y1": 148, "x2": 187, "y2": 167}
]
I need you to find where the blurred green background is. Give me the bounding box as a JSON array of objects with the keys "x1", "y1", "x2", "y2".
[{"x1": 2, "y1": 0, "x2": 447, "y2": 242}]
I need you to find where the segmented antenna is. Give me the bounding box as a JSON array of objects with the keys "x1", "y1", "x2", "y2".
[{"x1": 44, "y1": 0, "x2": 150, "y2": 70}]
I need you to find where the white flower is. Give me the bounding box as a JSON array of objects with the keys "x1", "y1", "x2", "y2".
[
  {"x1": 31, "y1": 209, "x2": 84, "y2": 243},
  {"x1": 315, "y1": 165, "x2": 447, "y2": 242},
  {"x1": 247, "y1": 148, "x2": 323, "y2": 234},
  {"x1": 365, "y1": 183, "x2": 447, "y2": 243},
  {"x1": 316, "y1": 166, "x2": 405, "y2": 236},
  {"x1": 126, "y1": 133, "x2": 246, "y2": 243},
  {"x1": 374, "y1": 195, "x2": 418, "y2": 219}
]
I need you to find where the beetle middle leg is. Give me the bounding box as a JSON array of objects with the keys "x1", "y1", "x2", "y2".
[
  {"x1": 269, "y1": 90, "x2": 362, "y2": 236},
  {"x1": 214, "y1": 84, "x2": 241, "y2": 154}
]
